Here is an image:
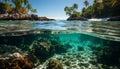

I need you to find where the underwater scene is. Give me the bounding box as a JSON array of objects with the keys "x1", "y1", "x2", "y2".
[{"x1": 0, "y1": 20, "x2": 120, "y2": 69}]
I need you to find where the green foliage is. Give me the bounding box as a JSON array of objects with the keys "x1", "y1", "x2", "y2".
[
  {"x1": 0, "y1": 0, "x2": 37, "y2": 14},
  {"x1": 84, "y1": 0, "x2": 89, "y2": 8},
  {"x1": 81, "y1": 6, "x2": 93, "y2": 18},
  {"x1": 64, "y1": 3, "x2": 80, "y2": 17},
  {"x1": 81, "y1": 0, "x2": 120, "y2": 18},
  {"x1": 0, "y1": 2, "x2": 12, "y2": 13},
  {"x1": 70, "y1": 11, "x2": 81, "y2": 18}
]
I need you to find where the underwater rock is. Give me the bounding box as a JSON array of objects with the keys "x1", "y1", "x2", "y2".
[
  {"x1": 31, "y1": 37, "x2": 72, "y2": 62},
  {"x1": 0, "y1": 44, "x2": 21, "y2": 54},
  {"x1": 89, "y1": 45, "x2": 120, "y2": 66},
  {"x1": 77, "y1": 46, "x2": 84, "y2": 51},
  {"x1": 54, "y1": 44, "x2": 67, "y2": 54},
  {"x1": 80, "y1": 62, "x2": 90, "y2": 68},
  {"x1": 32, "y1": 39, "x2": 55, "y2": 62},
  {"x1": 0, "y1": 53, "x2": 34, "y2": 69},
  {"x1": 55, "y1": 44, "x2": 72, "y2": 54},
  {"x1": 64, "y1": 61, "x2": 72, "y2": 67},
  {"x1": 46, "y1": 58, "x2": 63, "y2": 69}
]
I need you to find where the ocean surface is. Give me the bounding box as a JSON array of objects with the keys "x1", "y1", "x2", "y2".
[{"x1": 0, "y1": 20, "x2": 120, "y2": 69}]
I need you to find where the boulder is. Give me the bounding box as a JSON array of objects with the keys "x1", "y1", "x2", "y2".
[{"x1": 107, "y1": 16, "x2": 120, "y2": 21}]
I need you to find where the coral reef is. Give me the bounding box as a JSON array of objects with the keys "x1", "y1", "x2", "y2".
[
  {"x1": 31, "y1": 37, "x2": 71, "y2": 62},
  {"x1": 32, "y1": 38, "x2": 54, "y2": 62},
  {"x1": 0, "y1": 52, "x2": 34, "y2": 69},
  {"x1": 0, "y1": 44, "x2": 21, "y2": 54},
  {"x1": 46, "y1": 58, "x2": 63, "y2": 69},
  {"x1": 90, "y1": 45, "x2": 120, "y2": 67},
  {"x1": 0, "y1": 31, "x2": 120, "y2": 69}
]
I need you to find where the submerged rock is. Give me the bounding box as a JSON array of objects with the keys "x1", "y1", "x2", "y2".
[
  {"x1": 0, "y1": 45, "x2": 21, "y2": 54},
  {"x1": 46, "y1": 58, "x2": 63, "y2": 69},
  {"x1": 0, "y1": 53, "x2": 34, "y2": 69},
  {"x1": 89, "y1": 44, "x2": 120, "y2": 67},
  {"x1": 32, "y1": 39, "x2": 54, "y2": 62},
  {"x1": 77, "y1": 46, "x2": 84, "y2": 51},
  {"x1": 30, "y1": 37, "x2": 72, "y2": 62},
  {"x1": 64, "y1": 61, "x2": 72, "y2": 67}
]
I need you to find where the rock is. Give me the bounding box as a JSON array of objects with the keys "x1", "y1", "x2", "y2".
[
  {"x1": 89, "y1": 43, "x2": 120, "y2": 66},
  {"x1": 46, "y1": 58, "x2": 63, "y2": 69},
  {"x1": 0, "y1": 13, "x2": 55, "y2": 21},
  {"x1": 67, "y1": 17, "x2": 87, "y2": 21},
  {"x1": 64, "y1": 61, "x2": 72, "y2": 67},
  {"x1": 107, "y1": 16, "x2": 120, "y2": 21},
  {"x1": 10, "y1": 52, "x2": 22, "y2": 58},
  {"x1": 32, "y1": 38, "x2": 55, "y2": 62},
  {"x1": 54, "y1": 44, "x2": 72, "y2": 54},
  {"x1": 38, "y1": 17, "x2": 54, "y2": 21},
  {"x1": 80, "y1": 62, "x2": 90, "y2": 68},
  {"x1": 77, "y1": 46, "x2": 84, "y2": 51},
  {"x1": 0, "y1": 53, "x2": 34, "y2": 69},
  {"x1": 0, "y1": 45, "x2": 21, "y2": 54}
]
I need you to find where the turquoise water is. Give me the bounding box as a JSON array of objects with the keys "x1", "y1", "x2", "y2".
[{"x1": 0, "y1": 20, "x2": 120, "y2": 69}]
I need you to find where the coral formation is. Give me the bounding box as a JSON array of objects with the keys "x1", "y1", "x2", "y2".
[
  {"x1": 31, "y1": 37, "x2": 71, "y2": 62},
  {"x1": 32, "y1": 39, "x2": 54, "y2": 62},
  {"x1": 0, "y1": 53, "x2": 34, "y2": 69},
  {"x1": 90, "y1": 44, "x2": 120, "y2": 67},
  {"x1": 0, "y1": 44, "x2": 21, "y2": 54},
  {"x1": 46, "y1": 58, "x2": 63, "y2": 69},
  {"x1": 0, "y1": 31, "x2": 120, "y2": 69}
]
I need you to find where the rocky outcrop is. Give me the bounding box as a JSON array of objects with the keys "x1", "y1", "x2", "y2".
[
  {"x1": 0, "y1": 13, "x2": 55, "y2": 21},
  {"x1": 107, "y1": 16, "x2": 120, "y2": 21},
  {"x1": 67, "y1": 17, "x2": 87, "y2": 21}
]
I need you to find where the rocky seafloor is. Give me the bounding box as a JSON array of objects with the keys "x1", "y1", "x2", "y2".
[{"x1": 0, "y1": 32, "x2": 120, "y2": 69}]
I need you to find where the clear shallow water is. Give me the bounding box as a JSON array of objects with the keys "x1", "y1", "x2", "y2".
[
  {"x1": 0, "y1": 20, "x2": 120, "y2": 41},
  {"x1": 0, "y1": 20, "x2": 120, "y2": 69}
]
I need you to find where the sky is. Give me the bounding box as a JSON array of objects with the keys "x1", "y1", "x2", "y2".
[{"x1": 30, "y1": 0, "x2": 93, "y2": 19}]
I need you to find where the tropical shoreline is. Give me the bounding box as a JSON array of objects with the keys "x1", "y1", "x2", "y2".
[{"x1": 0, "y1": 13, "x2": 55, "y2": 21}]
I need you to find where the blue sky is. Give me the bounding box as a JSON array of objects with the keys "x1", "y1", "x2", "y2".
[{"x1": 30, "y1": 0, "x2": 93, "y2": 19}]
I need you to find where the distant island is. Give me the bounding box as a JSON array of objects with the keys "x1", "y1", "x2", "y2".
[
  {"x1": 64, "y1": 0, "x2": 120, "y2": 21},
  {"x1": 0, "y1": 0, "x2": 54, "y2": 21}
]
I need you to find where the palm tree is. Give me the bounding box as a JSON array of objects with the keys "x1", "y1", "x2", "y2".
[
  {"x1": 11, "y1": 0, "x2": 35, "y2": 13},
  {"x1": 64, "y1": 6, "x2": 72, "y2": 16},
  {"x1": 0, "y1": 0, "x2": 36, "y2": 13},
  {"x1": 64, "y1": 3, "x2": 79, "y2": 16},
  {"x1": 73, "y1": 3, "x2": 78, "y2": 9},
  {"x1": 23, "y1": 0, "x2": 29, "y2": 5},
  {"x1": 84, "y1": 0, "x2": 89, "y2": 8}
]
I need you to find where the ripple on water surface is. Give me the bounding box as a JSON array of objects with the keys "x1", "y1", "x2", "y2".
[{"x1": 0, "y1": 20, "x2": 120, "y2": 41}]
